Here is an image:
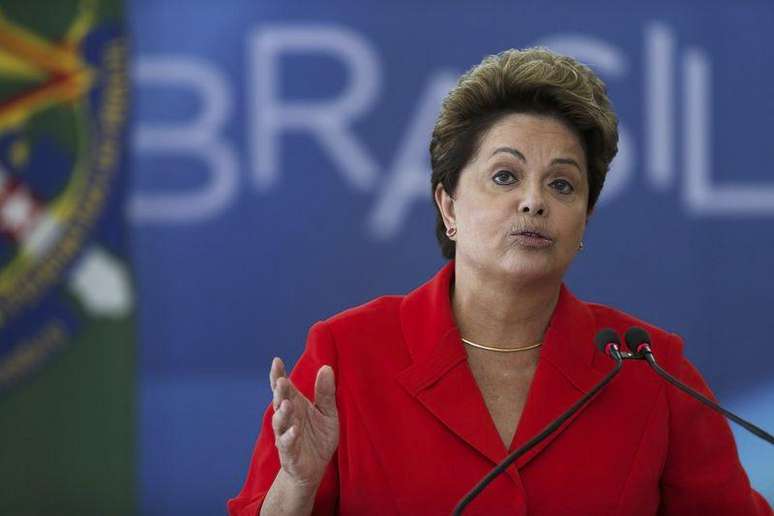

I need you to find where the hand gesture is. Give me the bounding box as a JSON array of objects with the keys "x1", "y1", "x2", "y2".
[{"x1": 269, "y1": 357, "x2": 340, "y2": 489}]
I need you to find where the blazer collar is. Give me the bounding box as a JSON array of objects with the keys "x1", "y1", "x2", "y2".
[{"x1": 396, "y1": 261, "x2": 611, "y2": 473}]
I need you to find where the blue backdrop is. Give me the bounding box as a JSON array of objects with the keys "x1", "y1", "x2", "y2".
[{"x1": 129, "y1": 1, "x2": 774, "y2": 513}]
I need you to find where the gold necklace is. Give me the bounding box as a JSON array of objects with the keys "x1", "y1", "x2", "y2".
[{"x1": 461, "y1": 337, "x2": 543, "y2": 353}]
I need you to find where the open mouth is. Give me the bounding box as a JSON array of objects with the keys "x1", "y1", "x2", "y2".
[
  {"x1": 516, "y1": 230, "x2": 550, "y2": 240},
  {"x1": 511, "y1": 229, "x2": 554, "y2": 248}
]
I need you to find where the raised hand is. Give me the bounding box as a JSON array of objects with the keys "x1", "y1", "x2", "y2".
[{"x1": 269, "y1": 357, "x2": 340, "y2": 489}]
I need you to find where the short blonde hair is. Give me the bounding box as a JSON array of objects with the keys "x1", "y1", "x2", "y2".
[{"x1": 430, "y1": 47, "x2": 619, "y2": 259}]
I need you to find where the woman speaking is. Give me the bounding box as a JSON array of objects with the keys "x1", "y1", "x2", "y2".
[{"x1": 229, "y1": 48, "x2": 772, "y2": 515}]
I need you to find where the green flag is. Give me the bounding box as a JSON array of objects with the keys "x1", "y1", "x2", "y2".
[{"x1": 0, "y1": 1, "x2": 134, "y2": 514}]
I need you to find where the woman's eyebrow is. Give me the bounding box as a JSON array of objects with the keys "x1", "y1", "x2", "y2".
[
  {"x1": 551, "y1": 158, "x2": 583, "y2": 173},
  {"x1": 491, "y1": 147, "x2": 582, "y2": 173},
  {"x1": 490, "y1": 146, "x2": 526, "y2": 161}
]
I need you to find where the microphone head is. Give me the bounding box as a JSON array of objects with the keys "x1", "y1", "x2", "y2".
[
  {"x1": 594, "y1": 328, "x2": 621, "y2": 355},
  {"x1": 624, "y1": 327, "x2": 652, "y2": 353}
]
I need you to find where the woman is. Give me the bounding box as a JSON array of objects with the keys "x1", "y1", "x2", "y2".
[{"x1": 229, "y1": 48, "x2": 772, "y2": 515}]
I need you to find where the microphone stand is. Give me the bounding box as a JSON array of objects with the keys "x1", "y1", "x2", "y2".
[
  {"x1": 637, "y1": 344, "x2": 774, "y2": 445},
  {"x1": 452, "y1": 342, "x2": 623, "y2": 515}
]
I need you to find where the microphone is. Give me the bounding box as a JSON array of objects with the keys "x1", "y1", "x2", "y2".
[
  {"x1": 624, "y1": 327, "x2": 774, "y2": 446},
  {"x1": 452, "y1": 329, "x2": 625, "y2": 515}
]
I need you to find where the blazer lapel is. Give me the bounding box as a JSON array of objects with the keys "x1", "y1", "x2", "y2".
[
  {"x1": 395, "y1": 263, "x2": 613, "y2": 476},
  {"x1": 396, "y1": 262, "x2": 512, "y2": 474},
  {"x1": 510, "y1": 284, "x2": 612, "y2": 468}
]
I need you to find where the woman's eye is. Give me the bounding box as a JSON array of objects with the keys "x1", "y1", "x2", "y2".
[
  {"x1": 492, "y1": 170, "x2": 517, "y2": 185},
  {"x1": 550, "y1": 179, "x2": 575, "y2": 194}
]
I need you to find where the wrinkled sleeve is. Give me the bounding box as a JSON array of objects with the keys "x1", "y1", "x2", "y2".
[
  {"x1": 227, "y1": 321, "x2": 340, "y2": 516},
  {"x1": 658, "y1": 334, "x2": 772, "y2": 515}
]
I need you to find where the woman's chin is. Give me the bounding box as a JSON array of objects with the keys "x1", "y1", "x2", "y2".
[
  {"x1": 457, "y1": 249, "x2": 566, "y2": 284},
  {"x1": 497, "y1": 254, "x2": 562, "y2": 283}
]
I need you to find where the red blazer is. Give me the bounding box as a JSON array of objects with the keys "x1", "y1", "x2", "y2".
[{"x1": 229, "y1": 262, "x2": 772, "y2": 515}]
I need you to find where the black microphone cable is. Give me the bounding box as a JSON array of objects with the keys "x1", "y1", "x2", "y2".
[
  {"x1": 452, "y1": 328, "x2": 625, "y2": 515},
  {"x1": 624, "y1": 327, "x2": 774, "y2": 446}
]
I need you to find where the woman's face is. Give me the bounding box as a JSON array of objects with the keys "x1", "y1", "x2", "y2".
[{"x1": 436, "y1": 112, "x2": 589, "y2": 283}]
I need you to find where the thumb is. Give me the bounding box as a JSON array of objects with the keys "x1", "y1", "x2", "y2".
[{"x1": 314, "y1": 365, "x2": 337, "y2": 416}]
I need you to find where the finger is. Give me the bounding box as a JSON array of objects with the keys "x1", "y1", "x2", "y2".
[
  {"x1": 275, "y1": 376, "x2": 303, "y2": 412},
  {"x1": 314, "y1": 365, "x2": 337, "y2": 417},
  {"x1": 273, "y1": 376, "x2": 289, "y2": 410},
  {"x1": 270, "y1": 357, "x2": 287, "y2": 391},
  {"x1": 272, "y1": 399, "x2": 293, "y2": 436},
  {"x1": 276, "y1": 425, "x2": 298, "y2": 455},
  {"x1": 269, "y1": 357, "x2": 285, "y2": 391}
]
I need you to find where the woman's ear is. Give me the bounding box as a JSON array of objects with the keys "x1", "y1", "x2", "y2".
[
  {"x1": 434, "y1": 183, "x2": 456, "y2": 230},
  {"x1": 586, "y1": 206, "x2": 594, "y2": 224}
]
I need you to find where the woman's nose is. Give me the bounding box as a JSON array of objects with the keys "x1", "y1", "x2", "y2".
[{"x1": 518, "y1": 186, "x2": 547, "y2": 216}]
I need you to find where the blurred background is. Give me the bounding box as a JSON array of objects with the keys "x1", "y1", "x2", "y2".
[{"x1": 0, "y1": 0, "x2": 772, "y2": 514}]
